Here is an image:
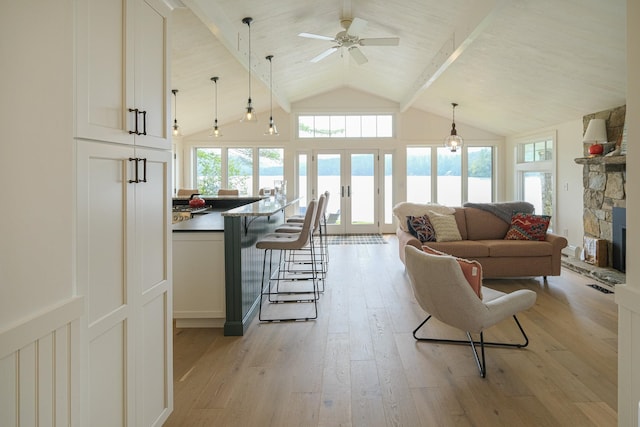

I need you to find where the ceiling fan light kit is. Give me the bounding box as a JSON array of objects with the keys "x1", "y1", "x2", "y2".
[
  {"x1": 299, "y1": 16, "x2": 399, "y2": 65},
  {"x1": 444, "y1": 102, "x2": 463, "y2": 152},
  {"x1": 241, "y1": 17, "x2": 258, "y2": 123}
]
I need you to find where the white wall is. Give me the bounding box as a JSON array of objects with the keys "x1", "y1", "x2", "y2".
[
  {"x1": 0, "y1": 0, "x2": 75, "y2": 334},
  {"x1": 0, "y1": 1, "x2": 79, "y2": 425},
  {"x1": 616, "y1": 1, "x2": 640, "y2": 426}
]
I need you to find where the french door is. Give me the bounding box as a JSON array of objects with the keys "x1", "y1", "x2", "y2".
[{"x1": 314, "y1": 150, "x2": 380, "y2": 234}]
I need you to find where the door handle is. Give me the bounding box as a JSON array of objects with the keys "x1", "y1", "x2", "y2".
[
  {"x1": 128, "y1": 108, "x2": 139, "y2": 135},
  {"x1": 140, "y1": 110, "x2": 147, "y2": 135},
  {"x1": 128, "y1": 157, "x2": 139, "y2": 183},
  {"x1": 347, "y1": 185, "x2": 351, "y2": 197},
  {"x1": 140, "y1": 158, "x2": 147, "y2": 182},
  {"x1": 341, "y1": 186, "x2": 344, "y2": 197}
]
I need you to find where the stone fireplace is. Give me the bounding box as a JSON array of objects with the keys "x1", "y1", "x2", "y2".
[{"x1": 574, "y1": 105, "x2": 626, "y2": 270}]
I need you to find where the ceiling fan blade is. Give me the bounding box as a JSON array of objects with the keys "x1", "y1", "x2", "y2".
[
  {"x1": 346, "y1": 17, "x2": 367, "y2": 36},
  {"x1": 311, "y1": 47, "x2": 339, "y2": 63},
  {"x1": 360, "y1": 37, "x2": 400, "y2": 46},
  {"x1": 298, "y1": 32, "x2": 335, "y2": 41},
  {"x1": 348, "y1": 46, "x2": 368, "y2": 65}
]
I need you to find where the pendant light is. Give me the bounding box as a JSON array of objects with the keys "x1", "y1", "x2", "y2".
[
  {"x1": 241, "y1": 17, "x2": 257, "y2": 123},
  {"x1": 264, "y1": 55, "x2": 278, "y2": 136},
  {"x1": 444, "y1": 102, "x2": 463, "y2": 152},
  {"x1": 209, "y1": 76, "x2": 223, "y2": 137},
  {"x1": 171, "y1": 89, "x2": 181, "y2": 136}
]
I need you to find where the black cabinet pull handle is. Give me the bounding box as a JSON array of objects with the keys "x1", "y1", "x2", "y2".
[
  {"x1": 140, "y1": 110, "x2": 147, "y2": 135},
  {"x1": 140, "y1": 158, "x2": 147, "y2": 183},
  {"x1": 128, "y1": 108, "x2": 139, "y2": 135},
  {"x1": 348, "y1": 185, "x2": 351, "y2": 197},
  {"x1": 128, "y1": 157, "x2": 139, "y2": 183}
]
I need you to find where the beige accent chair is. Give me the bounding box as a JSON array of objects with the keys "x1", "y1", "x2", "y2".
[
  {"x1": 217, "y1": 188, "x2": 239, "y2": 196},
  {"x1": 404, "y1": 245, "x2": 537, "y2": 377}
]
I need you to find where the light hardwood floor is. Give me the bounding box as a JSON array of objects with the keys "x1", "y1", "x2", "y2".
[{"x1": 165, "y1": 236, "x2": 617, "y2": 427}]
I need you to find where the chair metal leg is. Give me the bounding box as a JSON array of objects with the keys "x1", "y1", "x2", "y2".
[{"x1": 412, "y1": 314, "x2": 530, "y2": 377}]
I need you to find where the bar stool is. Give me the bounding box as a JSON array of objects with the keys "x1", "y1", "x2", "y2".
[
  {"x1": 275, "y1": 194, "x2": 327, "y2": 290},
  {"x1": 286, "y1": 191, "x2": 330, "y2": 265},
  {"x1": 256, "y1": 199, "x2": 319, "y2": 322}
]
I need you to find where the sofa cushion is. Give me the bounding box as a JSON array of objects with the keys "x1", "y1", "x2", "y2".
[
  {"x1": 406, "y1": 215, "x2": 437, "y2": 242},
  {"x1": 464, "y1": 207, "x2": 510, "y2": 240},
  {"x1": 425, "y1": 241, "x2": 490, "y2": 258},
  {"x1": 485, "y1": 240, "x2": 554, "y2": 257},
  {"x1": 423, "y1": 246, "x2": 483, "y2": 298},
  {"x1": 428, "y1": 211, "x2": 462, "y2": 242},
  {"x1": 504, "y1": 213, "x2": 551, "y2": 241},
  {"x1": 393, "y1": 202, "x2": 455, "y2": 231}
]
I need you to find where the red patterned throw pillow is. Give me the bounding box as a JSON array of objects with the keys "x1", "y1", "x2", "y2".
[
  {"x1": 406, "y1": 215, "x2": 437, "y2": 242},
  {"x1": 422, "y1": 246, "x2": 483, "y2": 299},
  {"x1": 504, "y1": 213, "x2": 551, "y2": 241}
]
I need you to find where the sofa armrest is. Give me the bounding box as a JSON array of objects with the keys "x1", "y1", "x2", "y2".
[
  {"x1": 545, "y1": 232, "x2": 568, "y2": 275},
  {"x1": 397, "y1": 228, "x2": 422, "y2": 264},
  {"x1": 545, "y1": 232, "x2": 568, "y2": 251}
]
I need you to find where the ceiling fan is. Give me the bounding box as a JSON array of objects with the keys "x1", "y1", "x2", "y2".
[{"x1": 298, "y1": 17, "x2": 399, "y2": 65}]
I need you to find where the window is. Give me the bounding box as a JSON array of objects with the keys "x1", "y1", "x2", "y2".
[
  {"x1": 195, "y1": 148, "x2": 222, "y2": 195},
  {"x1": 258, "y1": 148, "x2": 284, "y2": 191},
  {"x1": 383, "y1": 152, "x2": 394, "y2": 225},
  {"x1": 516, "y1": 136, "x2": 555, "y2": 223},
  {"x1": 228, "y1": 148, "x2": 253, "y2": 195},
  {"x1": 437, "y1": 147, "x2": 462, "y2": 206},
  {"x1": 298, "y1": 114, "x2": 393, "y2": 138},
  {"x1": 194, "y1": 147, "x2": 284, "y2": 196},
  {"x1": 406, "y1": 146, "x2": 494, "y2": 206},
  {"x1": 406, "y1": 147, "x2": 432, "y2": 203},
  {"x1": 467, "y1": 147, "x2": 493, "y2": 203}
]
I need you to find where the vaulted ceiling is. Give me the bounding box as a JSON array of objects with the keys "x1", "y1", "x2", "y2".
[{"x1": 171, "y1": 0, "x2": 626, "y2": 138}]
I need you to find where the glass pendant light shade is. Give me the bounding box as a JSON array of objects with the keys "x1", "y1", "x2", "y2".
[
  {"x1": 444, "y1": 102, "x2": 463, "y2": 152},
  {"x1": 241, "y1": 17, "x2": 258, "y2": 123},
  {"x1": 171, "y1": 89, "x2": 181, "y2": 136},
  {"x1": 209, "y1": 76, "x2": 223, "y2": 137},
  {"x1": 265, "y1": 55, "x2": 279, "y2": 136}
]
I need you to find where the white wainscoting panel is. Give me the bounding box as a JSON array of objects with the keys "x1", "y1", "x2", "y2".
[{"x1": 0, "y1": 297, "x2": 82, "y2": 427}]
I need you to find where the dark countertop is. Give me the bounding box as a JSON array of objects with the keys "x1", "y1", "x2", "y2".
[
  {"x1": 221, "y1": 196, "x2": 300, "y2": 217},
  {"x1": 172, "y1": 210, "x2": 225, "y2": 232}
]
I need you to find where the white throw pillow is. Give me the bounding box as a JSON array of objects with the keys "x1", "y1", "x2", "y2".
[{"x1": 427, "y1": 210, "x2": 462, "y2": 242}]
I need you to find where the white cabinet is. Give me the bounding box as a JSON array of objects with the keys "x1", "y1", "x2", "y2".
[
  {"x1": 173, "y1": 232, "x2": 226, "y2": 327},
  {"x1": 76, "y1": 140, "x2": 173, "y2": 426},
  {"x1": 76, "y1": 0, "x2": 170, "y2": 150}
]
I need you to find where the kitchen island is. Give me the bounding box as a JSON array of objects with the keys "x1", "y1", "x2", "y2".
[{"x1": 172, "y1": 196, "x2": 299, "y2": 335}]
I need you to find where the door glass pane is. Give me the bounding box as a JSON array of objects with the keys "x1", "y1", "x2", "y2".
[
  {"x1": 317, "y1": 154, "x2": 341, "y2": 225},
  {"x1": 406, "y1": 147, "x2": 431, "y2": 203},
  {"x1": 524, "y1": 171, "x2": 553, "y2": 217},
  {"x1": 384, "y1": 153, "x2": 393, "y2": 224},
  {"x1": 297, "y1": 153, "x2": 308, "y2": 216},
  {"x1": 228, "y1": 148, "x2": 252, "y2": 195},
  {"x1": 437, "y1": 147, "x2": 461, "y2": 206},
  {"x1": 258, "y1": 148, "x2": 283, "y2": 193},
  {"x1": 467, "y1": 147, "x2": 493, "y2": 203},
  {"x1": 350, "y1": 153, "x2": 375, "y2": 225},
  {"x1": 195, "y1": 147, "x2": 221, "y2": 195}
]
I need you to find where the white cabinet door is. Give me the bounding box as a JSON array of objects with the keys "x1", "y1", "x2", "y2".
[
  {"x1": 76, "y1": 0, "x2": 170, "y2": 150},
  {"x1": 76, "y1": 141, "x2": 136, "y2": 426},
  {"x1": 77, "y1": 141, "x2": 173, "y2": 426},
  {"x1": 133, "y1": 147, "x2": 173, "y2": 426}
]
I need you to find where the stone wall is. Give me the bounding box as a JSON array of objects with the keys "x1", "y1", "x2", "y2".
[{"x1": 576, "y1": 105, "x2": 627, "y2": 265}]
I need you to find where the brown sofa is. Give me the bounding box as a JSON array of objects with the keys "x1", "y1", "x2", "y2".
[{"x1": 395, "y1": 203, "x2": 568, "y2": 278}]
